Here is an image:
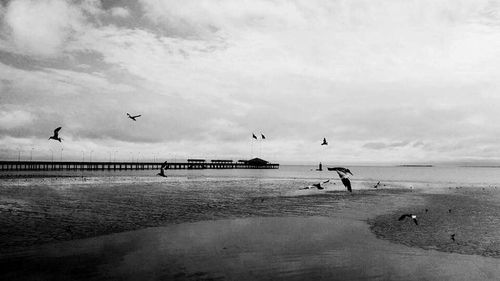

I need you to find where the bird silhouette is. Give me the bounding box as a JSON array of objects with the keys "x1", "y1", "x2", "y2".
[
  {"x1": 301, "y1": 179, "x2": 330, "y2": 190},
  {"x1": 48, "y1": 127, "x2": 63, "y2": 142},
  {"x1": 261, "y1": 133, "x2": 266, "y2": 139},
  {"x1": 329, "y1": 167, "x2": 353, "y2": 176},
  {"x1": 321, "y1": 138, "x2": 328, "y2": 145},
  {"x1": 450, "y1": 234, "x2": 456, "y2": 242},
  {"x1": 336, "y1": 171, "x2": 352, "y2": 192},
  {"x1": 373, "y1": 181, "x2": 381, "y2": 188},
  {"x1": 127, "y1": 113, "x2": 142, "y2": 121},
  {"x1": 157, "y1": 161, "x2": 168, "y2": 177},
  {"x1": 312, "y1": 183, "x2": 324, "y2": 190},
  {"x1": 398, "y1": 214, "x2": 418, "y2": 225}
]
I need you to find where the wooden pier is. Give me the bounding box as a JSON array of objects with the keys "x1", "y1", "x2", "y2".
[{"x1": 0, "y1": 158, "x2": 279, "y2": 171}]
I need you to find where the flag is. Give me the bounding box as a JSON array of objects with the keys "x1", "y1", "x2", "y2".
[
  {"x1": 261, "y1": 134, "x2": 266, "y2": 139},
  {"x1": 252, "y1": 133, "x2": 257, "y2": 139}
]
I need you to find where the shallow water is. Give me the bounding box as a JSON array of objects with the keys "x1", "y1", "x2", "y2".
[
  {"x1": 2, "y1": 216, "x2": 499, "y2": 281},
  {"x1": 4, "y1": 164, "x2": 500, "y2": 186},
  {"x1": 0, "y1": 175, "x2": 420, "y2": 250}
]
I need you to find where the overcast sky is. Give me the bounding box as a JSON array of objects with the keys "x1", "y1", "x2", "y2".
[{"x1": 1, "y1": 0, "x2": 500, "y2": 164}]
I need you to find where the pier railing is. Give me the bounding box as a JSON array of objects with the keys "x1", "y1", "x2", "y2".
[{"x1": 0, "y1": 161, "x2": 279, "y2": 171}]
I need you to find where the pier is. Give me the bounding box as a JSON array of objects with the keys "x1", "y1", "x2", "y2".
[{"x1": 0, "y1": 158, "x2": 279, "y2": 171}]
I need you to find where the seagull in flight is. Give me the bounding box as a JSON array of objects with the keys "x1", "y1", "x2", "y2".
[
  {"x1": 398, "y1": 214, "x2": 418, "y2": 225},
  {"x1": 450, "y1": 233, "x2": 456, "y2": 242},
  {"x1": 321, "y1": 138, "x2": 328, "y2": 145},
  {"x1": 301, "y1": 179, "x2": 330, "y2": 190},
  {"x1": 127, "y1": 113, "x2": 142, "y2": 121},
  {"x1": 336, "y1": 171, "x2": 352, "y2": 192},
  {"x1": 373, "y1": 181, "x2": 381, "y2": 188},
  {"x1": 48, "y1": 127, "x2": 63, "y2": 142},
  {"x1": 157, "y1": 161, "x2": 168, "y2": 177},
  {"x1": 328, "y1": 167, "x2": 354, "y2": 192},
  {"x1": 329, "y1": 167, "x2": 353, "y2": 175}
]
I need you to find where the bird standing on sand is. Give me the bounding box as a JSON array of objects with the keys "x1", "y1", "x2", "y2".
[
  {"x1": 48, "y1": 127, "x2": 63, "y2": 142},
  {"x1": 321, "y1": 138, "x2": 328, "y2": 145},
  {"x1": 127, "y1": 113, "x2": 142, "y2": 121},
  {"x1": 398, "y1": 214, "x2": 418, "y2": 225},
  {"x1": 157, "y1": 161, "x2": 168, "y2": 177}
]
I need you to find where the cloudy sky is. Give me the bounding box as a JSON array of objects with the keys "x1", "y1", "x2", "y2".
[{"x1": 1, "y1": 0, "x2": 500, "y2": 164}]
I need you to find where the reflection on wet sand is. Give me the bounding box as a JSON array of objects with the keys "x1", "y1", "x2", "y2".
[{"x1": 1, "y1": 216, "x2": 500, "y2": 281}]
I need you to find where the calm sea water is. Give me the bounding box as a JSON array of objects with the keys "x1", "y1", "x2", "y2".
[{"x1": 3, "y1": 165, "x2": 500, "y2": 187}]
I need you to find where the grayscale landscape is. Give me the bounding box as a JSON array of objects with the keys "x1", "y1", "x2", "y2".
[{"x1": 1, "y1": 1, "x2": 500, "y2": 280}]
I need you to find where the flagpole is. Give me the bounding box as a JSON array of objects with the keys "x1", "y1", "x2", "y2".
[
  {"x1": 251, "y1": 133, "x2": 260, "y2": 158},
  {"x1": 251, "y1": 140, "x2": 254, "y2": 158},
  {"x1": 260, "y1": 133, "x2": 265, "y2": 159}
]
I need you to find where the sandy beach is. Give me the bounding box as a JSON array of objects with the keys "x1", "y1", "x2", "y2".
[{"x1": 1, "y1": 173, "x2": 500, "y2": 280}]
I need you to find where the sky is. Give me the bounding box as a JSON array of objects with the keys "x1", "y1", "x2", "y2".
[{"x1": 1, "y1": 0, "x2": 500, "y2": 164}]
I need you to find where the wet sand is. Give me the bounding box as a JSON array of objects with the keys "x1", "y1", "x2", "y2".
[
  {"x1": 0, "y1": 177, "x2": 420, "y2": 251},
  {"x1": 1, "y1": 177, "x2": 500, "y2": 280},
  {"x1": 2, "y1": 216, "x2": 500, "y2": 281},
  {"x1": 369, "y1": 187, "x2": 500, "y2": 258}
]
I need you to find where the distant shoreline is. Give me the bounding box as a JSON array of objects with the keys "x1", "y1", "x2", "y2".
[{"x1": 397, "y1": 164, "x2": 433, "y2": 167}]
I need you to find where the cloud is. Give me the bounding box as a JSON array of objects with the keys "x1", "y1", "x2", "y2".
[
  {"x1": 1, "y1": 0, "x2": 102, "y2": 57},
  {"x1": 110, "y1": 7, "x2": 130, "y2": 18},
  {"x1": 363, "y1": 141, "x2": 411, "y2": 150},
  {"x1": 0, "y1": 107, "x2": 34, "y2": 129},
  {"x1": 1, "y1": 0, "x2": 500, "y2": 163}
]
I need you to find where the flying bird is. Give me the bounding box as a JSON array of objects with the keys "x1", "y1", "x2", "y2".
[
  {"x1": 373, "y1": 181, "x2": 381, "y2": 188},
  {"x1": 321, "y1": 138, "x2": 328, "y2": 145},
  {"x1": 450, "y1": 234, "x2": 456, "y2": 242},
  {"x1": 328, "y1": 167, "x2": 353, "y2": 176},
  {"x1": 157, "y1": 161, "x2": 168, "y2": 177},
  {"x1": 127, "y1": 113, "x2": 142, "y2": 121},
  {"x1": 48, "y1": 127, "x2": 63, "y2": 142},
  {"x1": 398, "y1": 214, "x2": 418, "y2": 225},
  {"x1": 301, "y1": 183, "x2": 323, "y2": 190},
  {"x1": 252, "y1": 133, "x2": 258, "y2": 140},
  {"x1": 301, "y1": 179, "x2": 330, "y2": 190},
  {"x1": 336, "y1": 171, "x2": 352, "y2": 192},
  {"x1": 261, "y1": 133, "x2": 266, "y2": 140},
  {"x1": 312, "y1": 183, "x2": 324, "y2": 190}
]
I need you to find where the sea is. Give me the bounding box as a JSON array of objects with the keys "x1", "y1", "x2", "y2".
[{"x1": 3, "y1": 164, "x2": 500, "y2": 188}]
